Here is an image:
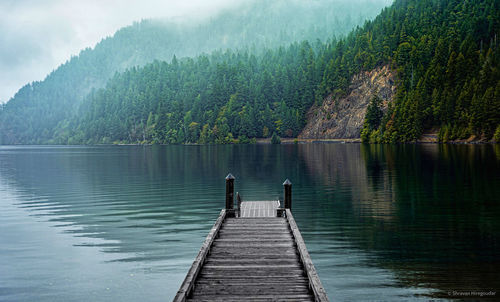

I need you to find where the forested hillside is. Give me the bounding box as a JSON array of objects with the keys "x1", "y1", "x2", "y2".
[
  {"x1": 63, "y1": 44, "x2": 320, "y2": 144},
  {"x1": 354, "y1": 0, "x2": 500, "y2": 142},
  {"x1": 57, "y1": 0, "x2": 499, "y2": 145},
  {"x1": 0, "y1": 0, "x2": 390, "y2": 144},
  {"x1": 1, "y1": 0, "x2": 499, "y2": 145}
]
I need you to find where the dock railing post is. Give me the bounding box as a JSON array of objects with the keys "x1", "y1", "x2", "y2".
[
  {"x1": 236, "y1": 192, "x2": 242, "y2": 217},
  {"x1": 225, "y1": 174, "x2": 235, "y2": 211},
  {"x1": 283, "y1": 179, "x2": 292, "y2": 211}
]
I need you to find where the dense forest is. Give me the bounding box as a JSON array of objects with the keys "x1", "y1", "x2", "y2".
[
  {"x1": 357, "y1": 0, "x2": 500, "y2": 142},
  {"x1": 0, "y1": 0, "x2": 390, "y2": 144},
  {"x1": 1, "y1": 0, "x2": 499, "y2": 144},
  {"x1": 65, "y1": 44, "x2": 319, "y2": 144}
]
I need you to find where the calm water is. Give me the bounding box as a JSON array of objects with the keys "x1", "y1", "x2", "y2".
[{"x1": 1, "y1": 144, "x2": 499, "y2": 301}]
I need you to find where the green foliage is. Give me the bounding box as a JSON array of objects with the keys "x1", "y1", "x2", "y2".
[
  {"x1": 1, "y1": 0, "x2": 499, "y2": 144},
  {"x1": 55, "y1": 41, "x2": 326, "y2": 144},
  {"x1": 439, "y1": 125, "x2": 450, "y2": 142},
  {"x1": 271, "y1": 132, "x2": 281, "y2": 144},
  {"x1": 365, "y1": 96, "x2": 384, "y2": 131},
  {"x1": 351, "y1": 0, "x2": 500, "y2": 142},
  {"x1": 360, "y1": 127, "x2": 371, "y2": 143},
  {"x1": 0, "y1": 0, "x2": 389, "y2": 144},
  {"x1": 494, "y1": 125, "x2": 500, "y2": 142},
  {"x1": 238, "y1": 135, "x2": 250, "y2": 144},
  {"x1": 369, "y1": 129, "x2": 381, "y2": 144},
  {"x1": 361, "y1": 96, "x2": 384, "y2": 143}
]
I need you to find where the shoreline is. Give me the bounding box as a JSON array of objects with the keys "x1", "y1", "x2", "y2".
[
  {"x1": 256, "y1": 138, "x2": 362, "y2": 144},
  {"x1": 114, "y1": 138, "x2": 496, "y2": 146},
  {"x1": 2, "y1": 138, "x2": 498, "y2": 147}
]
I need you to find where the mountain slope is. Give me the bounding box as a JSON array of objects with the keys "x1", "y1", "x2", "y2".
[
  {"x1": 56, "y1": 0, "x2": 499, "y2": 145},
  {"x1": 0, "y1": 0, "x2": 390, "y2": 144},
  {"x1": 313, "y1": 0, "x2": 500, "y2": 142},
  {"x1": 299, "y1": 65, "x2": 395, "y2": 139},
  {"x1": 62, "y1": 43, "x2": 320, "y2": 144},
  {"x1": 2, "y1": 0, "x2": 499, "y2": 145}
]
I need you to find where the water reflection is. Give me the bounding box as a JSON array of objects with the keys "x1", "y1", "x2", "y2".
[
  {"x1": 294, "y1": 144, "x2": 500, "y2": 300},
  {"x1": 0, "y1": 144, "x2": 499, "y2": 301}
]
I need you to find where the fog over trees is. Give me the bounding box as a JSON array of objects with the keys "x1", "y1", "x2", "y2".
[
  {"x1": 0, "y1": 0, "x2": 390, "y2": 144},
  {"x1": 0, "y1": 0, "x2": 498, "y2": 145}
]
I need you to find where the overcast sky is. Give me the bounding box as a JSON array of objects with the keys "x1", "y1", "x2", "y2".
[{"x1": 0, "y1": 0, "x2": 239, "y2": 103}]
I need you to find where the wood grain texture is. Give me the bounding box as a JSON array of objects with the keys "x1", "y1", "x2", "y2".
[
  {"x1": 173, "y1": 209, "x2": 226, "y2": 302},
  {"x1": 286, "y1": 209, "x2": 330, "y2": 302},
  {"x1": 176, "y1": 201, "x2": 329, "y2": 301},
  {"x1": 183, "y1": 215, "x2": 314, "y2": 301},
  {"x1": 239, "y1": 200, "x2": 280, "y2": 217}
]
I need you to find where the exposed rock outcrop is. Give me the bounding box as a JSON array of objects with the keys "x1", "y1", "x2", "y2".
[{"x1": 299, "y1": 65, "x2": 396, "y2": 139}]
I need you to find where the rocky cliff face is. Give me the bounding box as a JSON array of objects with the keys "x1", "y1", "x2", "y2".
[{"x1": 299, "y1": 65, "x2": 395, "y2": 139}]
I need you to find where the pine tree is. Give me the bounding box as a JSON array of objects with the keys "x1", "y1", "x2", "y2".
[{"x1": 271, "y1": 132, "x2": 281, "y2": 144}]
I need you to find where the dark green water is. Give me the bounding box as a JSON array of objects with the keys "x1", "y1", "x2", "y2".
[{"x1": 1, "y1": 144, "x2": 499, "y2": 301}]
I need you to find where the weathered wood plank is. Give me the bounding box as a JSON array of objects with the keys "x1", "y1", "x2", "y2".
[
  {"x1": 194, "y1": 277, "x2": 309, "y2": 283},
  {"x1": 207, "y1": 254, "x2": 300, "y2": 260},
  {"x1": 239, "y1": 200, "x2": 280, "y2": 217},
  {"x1": 189, "y1": 300, "x2": 313, "y2": 302},
  {"x1": 187, "y1": 294, "x2": 314, "y2": 302},
  {"x1": 217, "y1": 233, "x2": 293, "y2": 237},
  {"x1": 177, "y1": 198, "x2": 328, "y2": 302},
  {"x1": 223, "y1": 221, "x2": 287, "y2": 224},
  {"x1": 219, "y1": 231, "x2": 291, "y2": 236},
  {"x1": 222, "y1": 223, "x2": 286, "y2": 226},
  {"x1": 193, "y1": 283, "x2": 310, "y2": 290},
  {"x1": 199, "y1": 270, "x2": 305, "y2": 277},
  {"x1": 202, "y1": 264, "x2": 302, "y2": 270},
  {"x1": 225, "y1": 217, "x2": 284, "y2": 221},
  {"x1": 214, "y1": 239, "x2": 293, "y2": 243},
  {"x1": 213, "y1": 243, "x2": 295, "y2": 248},
  {"x1": 209, "y1": 247, "x2": 296, "y2": 251},
  {"x1": 209, "y1": 247, "x2": 298, "y2": 255},
  {"x1": 173, "y1": 209, "x2": 226, "y2": 302},
  {"x1": 205, "y1": 259, "x2": 300, "y2": 265},
  {"x1": 209, "y1": 248, "x2": 297, "y2": 254},
  {"x1": 218, "y1": 232, "x2": 291, "y2": 236},
  {"x1": 221, "y1": 225, "x2": 289, "y2": 229},
  {"x1": 201, "y1": 266, "x2": 305, "y2": 272},
  {"x1": 286, "y1": 209, "x2": 329, "y2": 302},
  {"x1": 194, "y1": 288, "x2": 310, "y2": 295},
  {"x1": 221, "y1": 224, "x2": 286, "y2": 227},
  {"x1": 195, "y1": 279, "x2": 309, "y2": 285},
  {"x1": 224, "y1": 219, "x2": 286, "y2": 222},
  {"x1": 221, "y1": 228, "x2": 288, "y2": 232},
  {"x1": 215, "y1": 236, "x2": 294, "y2": 241}
]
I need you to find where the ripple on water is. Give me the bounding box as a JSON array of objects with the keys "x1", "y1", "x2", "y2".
[{"x1": 1, "y1": 144, "x2": 500, "y2": 301}]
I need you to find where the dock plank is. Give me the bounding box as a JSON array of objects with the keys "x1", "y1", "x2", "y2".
[
  {"x1": 239, "y1": 200, "x2": 280, "y2": 217},
  {"x1": 175, "y1": 200, "x2": 329, "y2": 302}
]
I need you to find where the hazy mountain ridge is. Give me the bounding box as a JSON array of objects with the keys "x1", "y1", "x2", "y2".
[
  {"x1": 1, "y1": 0, "x2": 499, "y2": 145},
  {"x1": 0, "y1": 0, "x2": 390, "y2": 144},
  {"x1": 47, "y1": 0, "x2": 499, "y2": 145},
  {"x1": 303, "y1": 0, "x2": 500, "y2": 142}
]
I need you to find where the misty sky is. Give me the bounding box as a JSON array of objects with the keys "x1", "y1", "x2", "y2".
[{"x1": 0, "y1": 0, "x2": 239, "y2": 103}]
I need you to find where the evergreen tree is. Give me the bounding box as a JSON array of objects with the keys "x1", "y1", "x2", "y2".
[{"x1": 271, "y1": 132, "x2": 281, "y2": 144}]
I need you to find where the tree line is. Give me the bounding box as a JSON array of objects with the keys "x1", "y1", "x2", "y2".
[
  {"x1": 355, "y1": 0, "x2": 500, "y2": 142},
  {"x1": 0, "y1": 0, "x2": 388, "y2": 144},
  {"x1": 1, "y1": 0, "x2": 498, "y2": 144}
]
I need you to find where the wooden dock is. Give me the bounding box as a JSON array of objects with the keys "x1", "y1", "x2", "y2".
[{"x1": 174, "y1": 175, "x2": 329, "y2": 302}]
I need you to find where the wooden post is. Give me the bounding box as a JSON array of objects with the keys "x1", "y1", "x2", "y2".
[
  {"x1": 236, "y1": 192, "x2": 242, "y2": 217},
  {"x1": 225, "y1": 173, "x2": 235, "y2": 210},
  {"x1": 283, "y1": 179, "x2": 292, "y2": 211}
]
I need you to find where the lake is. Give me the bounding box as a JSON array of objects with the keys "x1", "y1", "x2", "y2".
[{"x1": 1, "y1": 144, "x2": 499, "y2": 301}]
